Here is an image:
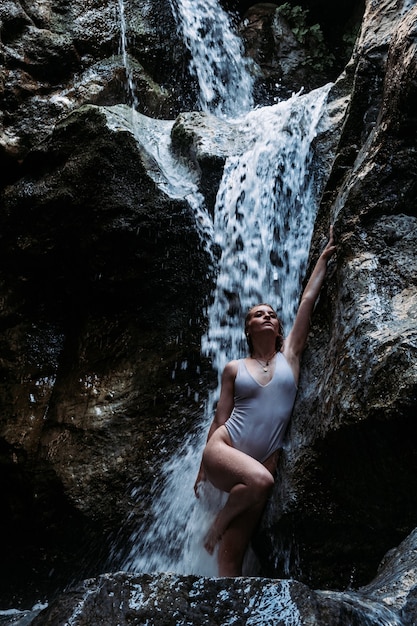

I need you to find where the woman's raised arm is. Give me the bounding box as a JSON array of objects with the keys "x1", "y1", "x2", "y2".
[{"x1": 283, "y1": 226, "x2": 336, "y2": 378}]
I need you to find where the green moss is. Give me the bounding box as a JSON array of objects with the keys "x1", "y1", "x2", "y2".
[{"x1": 276, "y1": 3, "x2": 335, "y2": 72}]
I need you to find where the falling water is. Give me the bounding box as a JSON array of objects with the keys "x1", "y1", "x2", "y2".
[
  {"x1": 168, "y1": 0, "x2": 254, "y2": 117},
  {"x1": 116, "y1": 0, "x2": 331, "y2": 585},
  {"x1": 202, "y1": 87, "x2": 331, "y2": 378},
  {"x1": 117, "y1": 0, "x2": 138, "y2": 108},
  {"x1": 119, "y1": 100, "x2": 332, "y2": 579}
]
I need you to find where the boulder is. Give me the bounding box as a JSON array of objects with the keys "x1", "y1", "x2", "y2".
[
  {"x1": 257, "y1": 0, "x2": 417, "y2": 589},
  {"x1": 0, "y1": 103, "x2": 214, "y2": 605},
  {"x1": 28, "y1": 535, "x2": 417, "y2": 626}
]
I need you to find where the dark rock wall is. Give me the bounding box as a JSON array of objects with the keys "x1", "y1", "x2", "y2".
[
  {"x1": 0, "y1": 103, "x2": 214, "y2": 604},
  {"x1": 0, "y1": 0, "x2": 197, "y2": 183},
  {"x1": 258, "y1": 0, "x2": 417, "y2": 589}
]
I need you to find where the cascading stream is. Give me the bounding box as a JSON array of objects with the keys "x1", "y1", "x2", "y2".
[
  {"x1": 168, "y1": 0, "x2": 254, "y2": 117},
  {"x1": 116, "y1": 0, "x2": 331, "y2": 586},
  {"x1": 117, "y1": 0, "x2": 139, "y2": 108},
  {"x1": 119, "y1": 97, "x2": 332, "y2": 580},
  {"x1": 202, "y1": 87, "x2": 331, "y2": 378}
]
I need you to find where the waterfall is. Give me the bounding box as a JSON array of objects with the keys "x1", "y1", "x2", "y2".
[
  {"x1": 202, "y1": 87, "x2": 331, "y2": 378},
  {"x1": 117, "y1": 0, "x2": 331, "y2": 582},
  {"x1": 117, "y1": 0, "x2": 138, "y2": 108},
  {"x1": 120, "y1": 86, "x2": 331, "y2": 578},
  {"x1": 168, "y1": 0, "x2": 254, "y2": 117}
]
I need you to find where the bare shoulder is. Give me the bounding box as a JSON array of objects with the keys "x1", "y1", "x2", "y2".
[
  {"x1": 223, "y1": 359, "x2": 239, "y2": 379},
  {"x1": 218, "y1": 360, "x2": 239, "y2": 402}
]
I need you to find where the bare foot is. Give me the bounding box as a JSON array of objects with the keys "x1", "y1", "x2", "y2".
[{"x1": 204, "y1": 522, "x2": 222, "y2": 554}]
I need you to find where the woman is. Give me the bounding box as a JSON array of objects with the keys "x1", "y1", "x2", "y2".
[{"x1": 194, "y1": 226, "x2": 336, "y2": 576}]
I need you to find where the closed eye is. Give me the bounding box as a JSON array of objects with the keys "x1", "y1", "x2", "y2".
[{"x1": 253, "y1": 310, "x2": 277, "y2": 318}]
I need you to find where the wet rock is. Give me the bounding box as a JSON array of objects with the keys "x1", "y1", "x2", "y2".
[
  {"x1": 238, "y1": 1, "x2": 363, "y2": 102},
  {"x1": 0, "y1": 103, "x2": 214, "y2": 605},
  {"x1": 0, "y1": 0, "x2": 194, "y2": 180},
  {"x1": 171, "y1": 110, "x2": 262, "y2": 216},
  {"x1": 257, "y1": 0, "x2": 417, "y2": 590},
  {"x1": 240, "y1": 3, "x2": 317, "y2": 100},
  {"x1": 360, "y1": 527, "x2": 417, "y2": 624},
  {"x1": 24, "y1": 572, "x2": 394, "y2": 625},
  {"x1": 1, "y1": 0, "x2": 417, "y2": 616},
  {"x1": 7, "y1": 525, "x2": 417, "y2": 623}
]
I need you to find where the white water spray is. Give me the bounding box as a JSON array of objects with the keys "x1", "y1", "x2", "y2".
[
  {"x1": 203, "y1": 86, "x2": 331, "y2": 378},
  {"x1": 169, "y1": 0, "x2": 255, "y2": 117},
  {"x1": 109, "y1": 0, "x2": 334, "y2": 591}
]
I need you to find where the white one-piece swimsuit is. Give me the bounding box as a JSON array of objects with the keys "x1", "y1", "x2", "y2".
[{"x1": 225, "y1": 353, "x2": 297, "y2": 462}]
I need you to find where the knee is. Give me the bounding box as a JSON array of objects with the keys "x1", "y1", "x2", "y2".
[{"x1": 251, "y1": 469, "x2": 274, "y2": 500}]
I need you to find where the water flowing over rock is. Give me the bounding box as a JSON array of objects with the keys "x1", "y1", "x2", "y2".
[{"x1": 1, "y1": 0, "x2": 417, "y2": 623}]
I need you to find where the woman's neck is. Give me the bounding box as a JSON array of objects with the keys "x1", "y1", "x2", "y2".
[
  {"x1": 251, "y1": 347, "x2": 277, "y2": 362},
  {"x1": 251, "y1": 337, "x2": 277, "y2": 360}
]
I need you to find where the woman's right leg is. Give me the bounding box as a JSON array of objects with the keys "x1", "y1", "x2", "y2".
[{"x1": 202, "y1": 426, "x2": 274, "y2": 554}]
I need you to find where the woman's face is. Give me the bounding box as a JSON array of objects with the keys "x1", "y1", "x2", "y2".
[{"x1": 246, "y1": 305, "x2": 281, "y2": 338}]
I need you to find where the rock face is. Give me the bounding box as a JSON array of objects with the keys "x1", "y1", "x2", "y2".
[
  {"x1": 239, "y1": 2, "x2": 341, "y2": 101},
  {"x1": 256, "y1": 0, "x2": 417, "y2": 590},
  {"x1": 26, "y1": 571, "x2": 410, "y2": 625},
  {"x1": 0, "y1": 0, "x2": 195, "y2": 183},
  {"x1": 0, "y1": 101, "x2": 215, "y2": 606},
  {"x1": 1, "y1": 0, "x2": 417, "y2": 621}
]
